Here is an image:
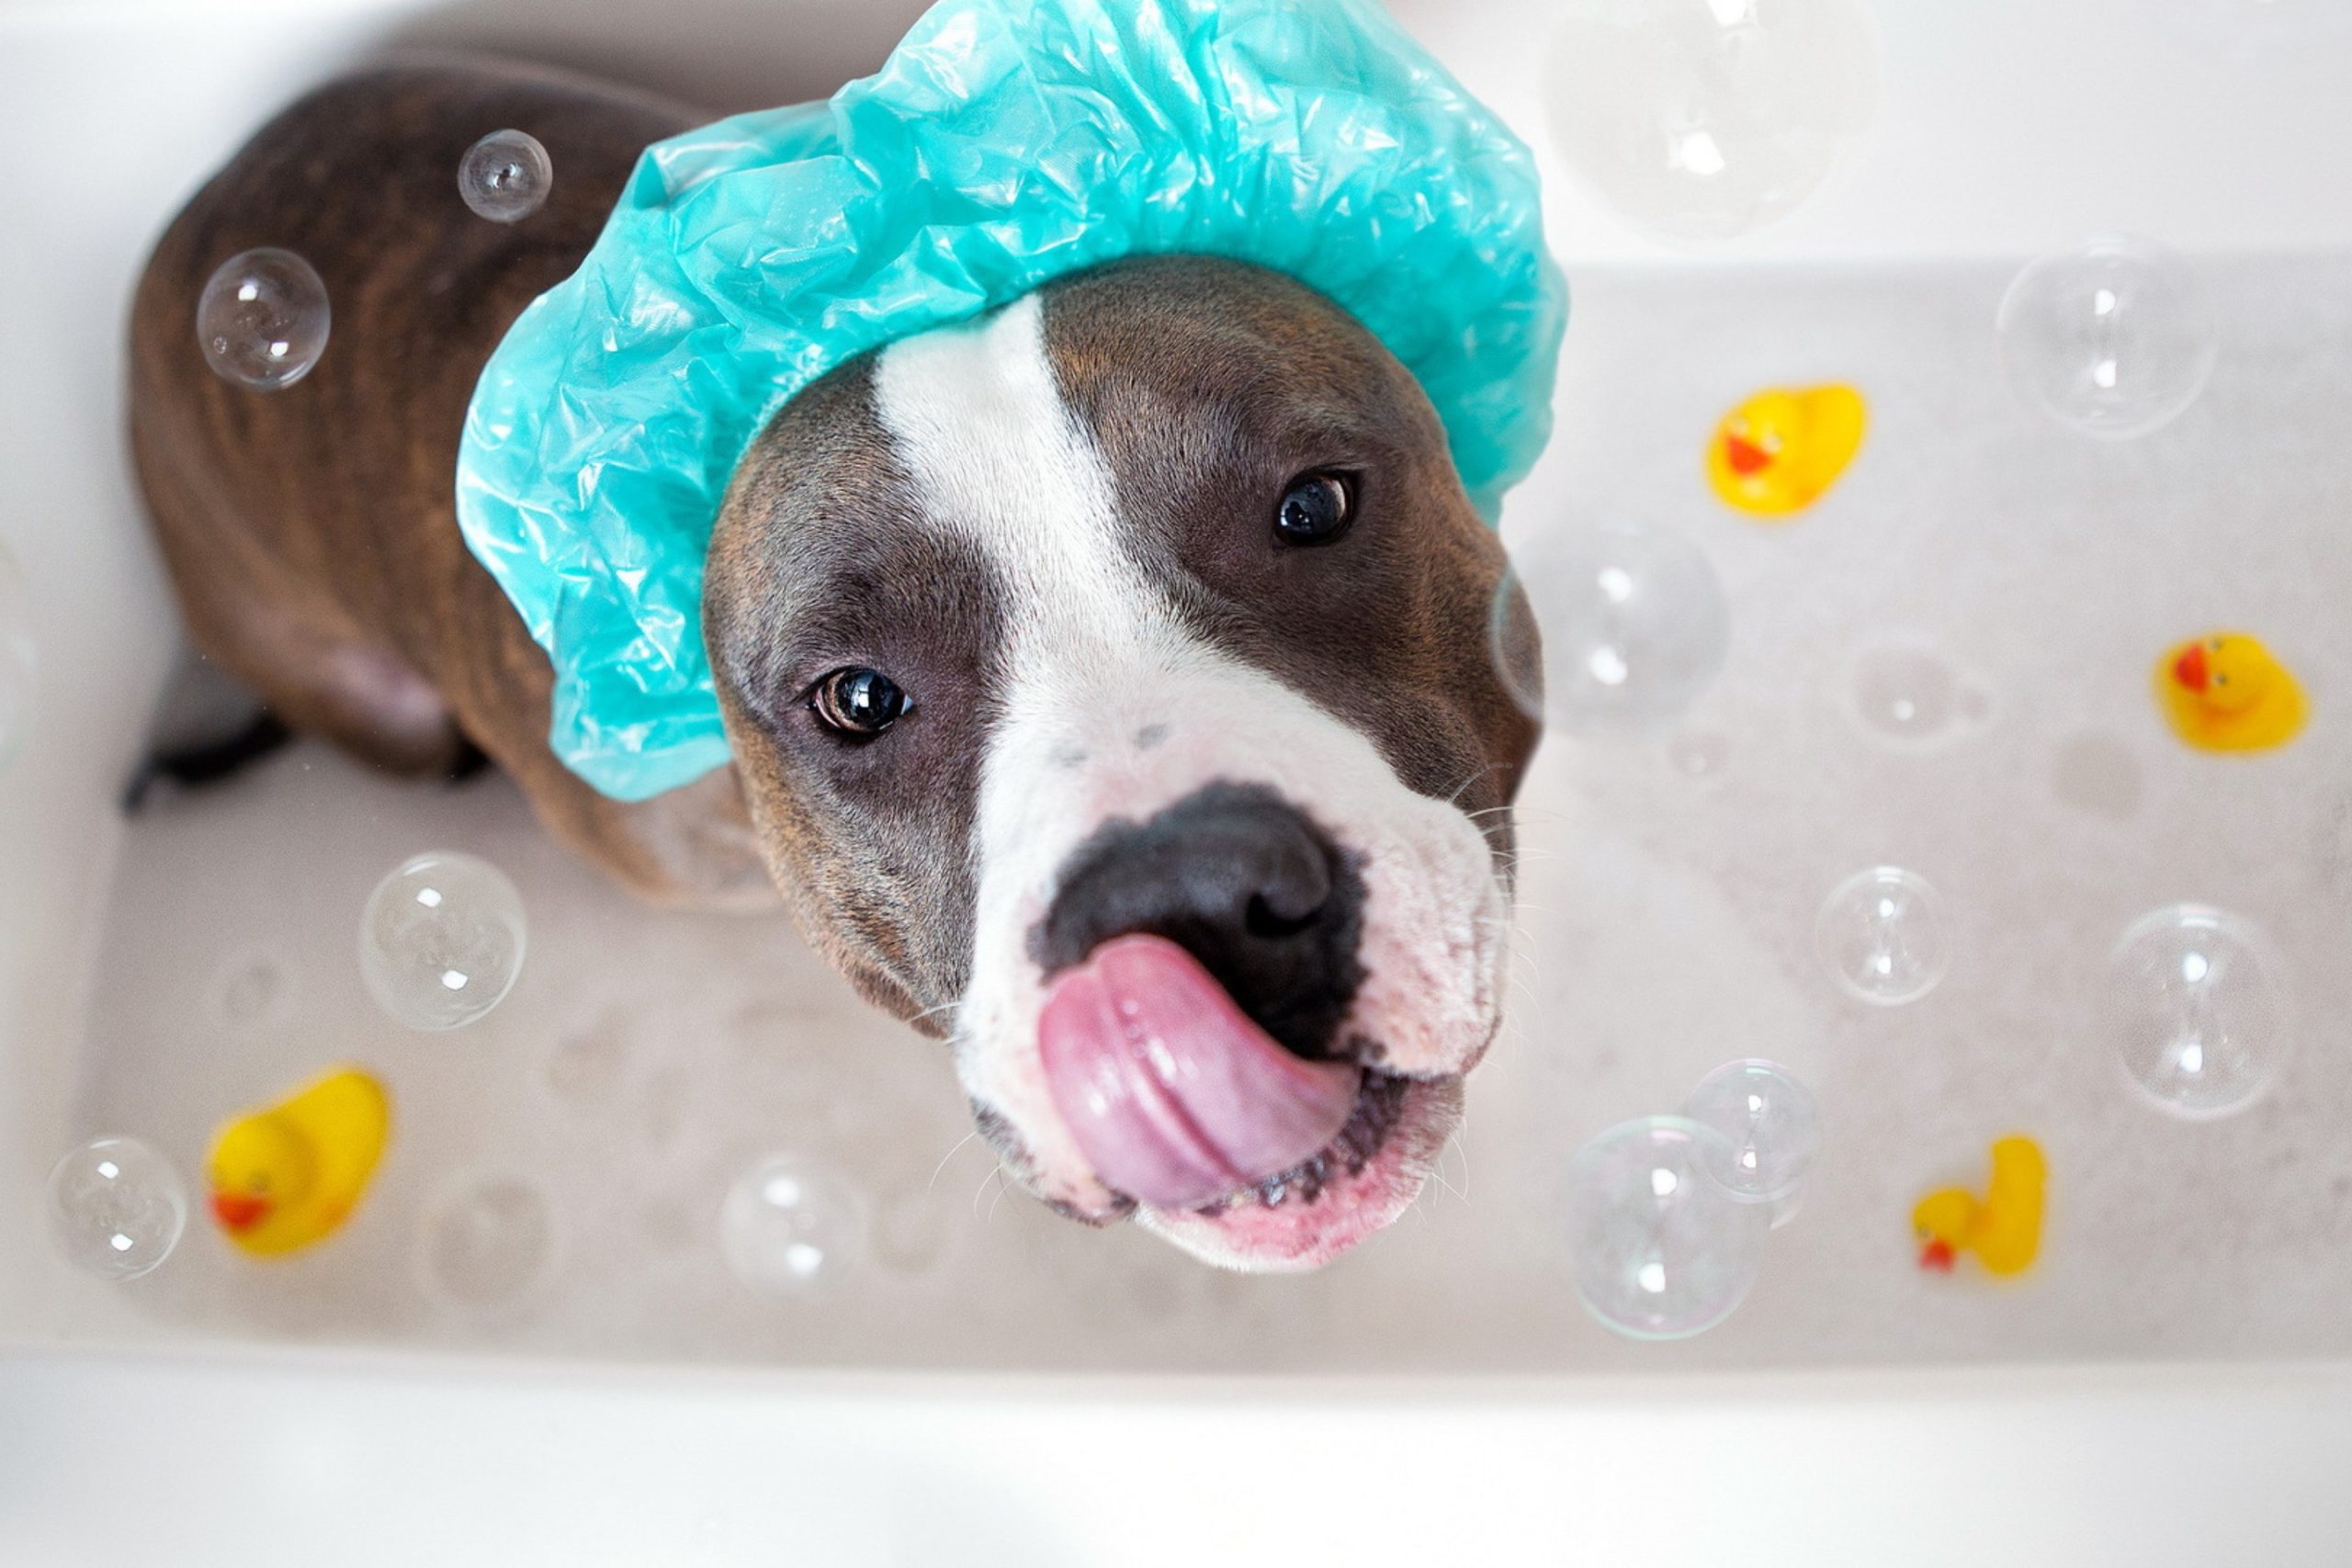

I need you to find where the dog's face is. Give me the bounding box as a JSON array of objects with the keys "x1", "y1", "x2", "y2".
[{"x1": 705, "y1": 257, "x2": 1539, "y2": 1270}]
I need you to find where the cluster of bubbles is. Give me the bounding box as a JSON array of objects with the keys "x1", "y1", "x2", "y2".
[
  {"x1": 194, "y1": 130, "x2": 553, "y2": 391},
  {"x1": 1490, "y1": 520, "x2": 1729, "y2": 736},
  {"x1": 1566, "y1": 1059, "x2": 1820, "y2": 1338},
  {"x1": 0, "y1": 540, "x2": 32, "y2": 772},
  {"x1": 1536, "y1": 0, "x2": 2222, "y2": 455},
  {"x1": 359, "y1": 851, "x2": 527, "y2": 1031},
  {"x1": 1997, "y1": 237, "x2": 2218, "y2": 439},
  {"x1": 45, "y1": 839, "x2": 892, "y2": 1311},
  {"x1": 1544, "y1": 0, "x2": 1882, "y2": 243}
]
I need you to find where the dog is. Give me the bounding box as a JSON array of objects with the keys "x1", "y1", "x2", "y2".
[{"x1": 130, "y1": 60, "x2": 1540, "y2": 1270}]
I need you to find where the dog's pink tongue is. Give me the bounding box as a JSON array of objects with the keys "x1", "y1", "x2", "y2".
[{"x1": 1038, "y1": 933, "x2": 1360, "y2": 1210}]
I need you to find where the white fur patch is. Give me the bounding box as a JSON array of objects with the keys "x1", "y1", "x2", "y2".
[{"x1": 871, "y1": 295, "x2": 1506, "y2": 1251}]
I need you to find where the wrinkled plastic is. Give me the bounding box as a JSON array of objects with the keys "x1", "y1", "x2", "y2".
[{"x1": 456, "y1": 0, "x2": 1568, "y2": 801}]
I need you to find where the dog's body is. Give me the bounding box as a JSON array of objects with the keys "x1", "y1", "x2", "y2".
[
  {"x1": 133, "y1": 61, "x2": 1539, "y2": 1269},
  {"x1": 131, "y1": 63, "x2": 774, "y2": 910}
]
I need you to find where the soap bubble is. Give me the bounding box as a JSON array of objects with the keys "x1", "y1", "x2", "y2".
[
  {"x1": 1849, "y1": 643, "x2": 1984, "y2": 747},
  {"x1": 208, "y1": 946, "x2": 298, "y2": 1034},
  {"x1": 1681, "y1": 1059, "x2": 1821, "y2": 1213},
  {"x1": 417, "y1": 1175, "x2": 560, "y2": 1314},
  {"x1": 1491, "y1": 522, "x2": 1729, "y2": 735},
  {"x1": 0, "y1": 541, "x2": 32, "y2": 770},
  {"x1": 1668, "y1": 729, "x2": 1730, "y2": 778},
  {"x1": 1816, "y1": 865, "x2": 1948, "y2": 1005},
  {"x1": 2109, "y1": 904, "x2": 2290, "y2": 1119},
  {"x1": 197, "y1": 247, "x2": 330, "y2": 390},
  {"x1": 458, "y1": 130, "x2": 552, "y2": 223},
  {"x1": 47, "y1": 1137, "x2": 187, "y2": 1280},
  {"x1": 719, "y1": 1155, "x2": 865, "y2": 1298},
  {"x1": 1544, "y1": 0, "x2": 1881, "y2": 242},
  {"x1": 1997, "y1": 237, "x2": 2217, "y2": 439},
  {"x1": 358, "y1": 851, "x2": 526, "y2": 1031},
  {"x1": 1566, "y1": 1115, "x2": 1769, "y2": 1340}
]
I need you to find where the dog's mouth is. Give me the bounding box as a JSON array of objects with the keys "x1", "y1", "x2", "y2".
[{"x1": 1036, "y1": 931, "x2": 1432, "y2": 1227}]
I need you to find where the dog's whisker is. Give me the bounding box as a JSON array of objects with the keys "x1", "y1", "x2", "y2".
[
  {"x1": 908, "y1": 998, "x2": 961, "y2": 1028},
  {"x1": 971, "y1": 1164, "x2": 1006, "y2": 1220},
  {"x1": 1438, "y1": 760, "x2": 1508, "y2": 809},
  {"x1": 926, "y1": 1131, "x2": 980, "y2": 1193}
]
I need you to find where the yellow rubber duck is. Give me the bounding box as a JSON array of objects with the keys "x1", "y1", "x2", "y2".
[
  {"x1": 2154, "y1": 632, "x2": 2308, "y2": 753},
  {"x1": 1913, "y1": 1134, "x2": 2046, "y2": 1278},
  {"x1": 1704, "y1": 384, "x2": 1868, "y2": 517},
  {"x1": 207, "y1": 1066, "x2": 390, "y2": 1257}
]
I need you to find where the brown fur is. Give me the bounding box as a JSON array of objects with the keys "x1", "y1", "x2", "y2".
[{"x1": 129, "y1": 60, "x2": 773, "y2": 912}]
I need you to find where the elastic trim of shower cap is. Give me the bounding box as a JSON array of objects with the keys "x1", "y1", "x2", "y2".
[{"x1": 455, "y1": 0, "x2": 1567, "y2": 801}]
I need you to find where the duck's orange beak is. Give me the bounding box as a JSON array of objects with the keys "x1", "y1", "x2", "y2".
[
  {"x1": 1918, "y1": 1238, "x2": 1956, "y2": 1272},
  {"x1": 1723, "y1": 432, "x2": 1771, "y2": 476},
  {"x1": 210, "y1": 1190, "x2": 268, "y2": 1233},
  {"x1": 2172, "y1": 642, "x2": 2210, "y2": 692}
]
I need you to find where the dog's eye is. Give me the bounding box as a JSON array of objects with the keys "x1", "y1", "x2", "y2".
[
  {"x1": 1273, "y1": 471, "x2": 1354, "y2": 546},
  {"x1": 810, "y1": 667, "x2": 910, "y2": 737}
]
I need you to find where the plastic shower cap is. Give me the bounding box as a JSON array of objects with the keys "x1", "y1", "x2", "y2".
[{"x1": 457, "y1": 0, "x2": 1567, "y2": 801}]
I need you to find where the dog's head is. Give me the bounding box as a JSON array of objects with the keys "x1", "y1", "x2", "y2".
[{"x1": 705, "y1": 256, "x2": 1539, "y2": 1269}]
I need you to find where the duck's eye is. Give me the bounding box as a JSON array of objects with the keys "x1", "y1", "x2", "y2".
[
  {"x1": 811, "y1": 667, "x2": 910, "y2": 738},
  {"x1": 2212, "y1": 672, "x2": 2229, "y2": 687},
  {"x1": 2208, "y1": 637, "x2": 2226, "y2": 649},
  {"x1": 249, "y1": 1175, "x2": 269, "y2": 1194},
  {"x1": 1273, "y1": 471, "x2": 1355, "y2": 546}
]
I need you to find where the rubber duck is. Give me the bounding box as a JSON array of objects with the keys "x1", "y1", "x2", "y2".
[
  {"x1": 1704, "y1": 383, "x2": 1868, "y2": 517},
  {"x1": 1914, "y1": 1134, "x2": 2046, "y2": 1277},
  {"x1": 206, "y1": 1066, "x2": 390, "y2": 1257},
  {"x1": 2154, "y1": 632, "x2": 2308, "y2": 753}
]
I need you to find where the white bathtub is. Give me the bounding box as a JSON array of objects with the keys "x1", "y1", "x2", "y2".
[{"x1": 6, "y1": 0, "x2": 2352, "y2": 1561}]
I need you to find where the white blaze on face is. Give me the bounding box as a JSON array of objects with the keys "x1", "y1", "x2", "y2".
[{"x1": 871, "y1": 295, "x2": 1507, "y2": 1235}]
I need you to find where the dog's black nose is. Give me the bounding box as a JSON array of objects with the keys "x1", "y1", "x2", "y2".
[{"x1": 1031, "y1": 782, "x2": 1366, "y2": 1062}]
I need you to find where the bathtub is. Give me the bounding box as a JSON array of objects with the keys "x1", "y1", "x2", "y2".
[{"x1": 6, "y1": 0, "x2": 2352, "y2": 1561}]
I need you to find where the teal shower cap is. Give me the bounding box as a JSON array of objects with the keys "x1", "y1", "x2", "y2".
[{"x1": 457, "y1": 0, "x2": 1567, "y2": 801}]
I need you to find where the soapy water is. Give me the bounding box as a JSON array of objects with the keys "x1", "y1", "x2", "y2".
[
  {"x1": 1668, "y1": 728, "x2": 1731, "y2": 779},
  {"x1": 358, "y1": 852, "x2": 526, "y2": 1031},
  {"x1": 0, "y1": 540, "x2": 32, "y2": 772},
  {"x1": 719, "y1": 1155, "x2": 867, "y2": 1298},
  {"x1": 1681, "y1": 1059, "x2": 1821, "y2": 1215},
  {"x1": 1491, "y1": 521, "x2": 1730, "y2": 736},
  {"x1": 458, "y1": 130, "x2": 553, "y2": 223},
  {"x1": 1566, "y1": 1115, "x2": 1770, "y2": 1340},
  {"x1": 1815, "y1": 865, "x2": 1949, "y2": 1006},
  {"x1": 196, "y1": 247, "x2": 330, "y2": 390},
  {"x1": 1544, "y1": 0, "x2": 1881, "y2": 242},
  {"x1": 207, "y1": 946, "x2": 298, "y2": 1035},
  {"x1": 2109, "y1": 904, "x2": 2290, "y2": 1120},
  {"x1": 416, "y1": 1174, "x2": 561, "y2": 1314},
  {"x1": 1997, "y1": 236, "x2": 2218, "y2": 439},
  {"x1": 47, "y1": 1136, "x2": 187, "y2": 1281},
  {"x1": 1849, "y1": 643, "x2": 1994, "y2": 748}
]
